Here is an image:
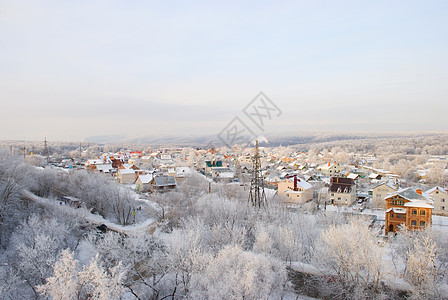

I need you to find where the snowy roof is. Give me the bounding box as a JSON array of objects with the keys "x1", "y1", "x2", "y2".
[
  {"x1": 86, "y1": 159, "x2": 103, "y2": 165},
  {"x1": 426, "y1": 186, "x2": 448, "y2": 195},
  {"x1": 346, "y1": 173, "x2": 359, "y2": 180},
  {"x1": 96, "y1": 164, "x2": 112, "y2": 172},
  {"x1": 283, "y1": 178, "x2": 313, "y2": 190},
  {"x1": 118, "y1": 169, "x2": 135, "y2": 175},
  {"x1": 217, "y1": 172, "x2": 234, "y2": 178},
  {"x1": 138, "y1": 174, "x2": 153, "y2": 184},
  {"x1": 372, "y1": 181, "x2": 398, "y2": 190},
  {"x1": 399, "y1": 187, "x2": 432, "y2": 202},
  {"x1": 386, "y1": 207, "x2": 407, "y2": 214},
  {"x1": 265, "y1": 173, "x2": 281, "y2": 182},
  {"x1": 176, "y1": 167, "x2": 192, "y2": 177},
  {"x1": 404, "y1": 200, "x2": 434, "y2": 209}
]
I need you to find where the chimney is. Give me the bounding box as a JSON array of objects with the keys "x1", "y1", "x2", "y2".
[
  {"x1": 328, "y1": 162, "x2": 330, "y2": 166},
  {"x1": 294, "y1": 175, "x2": 297, "y2": 191},
  {"x1": 416, "y1": 189, "x2": 422, "y2": 195}
]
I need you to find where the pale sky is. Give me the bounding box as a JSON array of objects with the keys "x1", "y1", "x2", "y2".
[{"x1": 1, "y1": 0, "x2": 447, "y2": 141}]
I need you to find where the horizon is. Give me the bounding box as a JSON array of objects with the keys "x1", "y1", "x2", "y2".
[{"x1": 1, "y1": 1, "x2": 447, "y2": 141}]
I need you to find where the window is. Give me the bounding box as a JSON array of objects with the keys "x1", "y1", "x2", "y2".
[
  {"x1": 420, "y1": 210, "x2": 426, "y2": 216},
  {"x1": 412, "y1": 210, "x2": 417, "y2": 215},
  {"x1": 338, "y1": 197, "x2": 341, "y2": 201},
  {"x1": 420, "y1": 221, "x2": 426, "y2": 226},
  {"x1": 411, "y1": 220, "x2": 417, "y2": 226},
  {"x1": 442, "y1": 199, "x2": 445, "y2": 202},
  {"x1": 442, "y1": 206, "x2": 445, "y2": 211},
  {"x1": 390, "y1": 213, "x2": 394, "y2": 218}
]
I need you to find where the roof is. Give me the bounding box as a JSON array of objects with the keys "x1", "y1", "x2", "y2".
[
  {"x1": 426, "y1": 186, "x2": 448, "y2": 195},
  {"x1": 206, "y1": 161, "x2": 222, "y2": 167},
  {"x1": 387, "y1": 187, "x2": 432, "y2": 202},
  {"x1": 404, "y1": 200, "x2": 434, "y2": 209},
  {"x1": 386, "y1": 207, "x2": 407, "y2": 214},
  {"x1": 153, "y1": 176, "x2": 176, "y2": 186},
  {"x1": 118, "y1": 169, "x2": 135, "y2": 175},
  {"x1": 96, "y1": 164, "x2": 112, "y2": 172},
  {"x1": 282, "y1": 177, "x2": 313, "y2": 190},
  {"x1": 217, "y1": 172, "x2": 234, "y2": 178},
  {"x1": 86, "y1": 159, "x2": 103, "y2": 165},
  {"x1": 372, "y1": 181, "x2": 398, "y2": 190},
  {"x1": 176, "y1": 167, "x2": 192, "y2": 177},
  {"x1": 329, "y1": 177, "x2": 354, "y2": 193},
  {"x1": 137, "y1": 174, "x2": 153, "y2": 184},
  {"x1": 346, "y1": 173, "x2": 359, "y2": 180}
]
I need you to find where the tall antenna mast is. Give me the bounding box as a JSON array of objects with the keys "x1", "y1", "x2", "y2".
[
  {"x1": 44, "y1": 137, "x2": 49, "y2": 162},
  {"x1": 248, "y1": 140, "x2": 267, "y2": 208}
]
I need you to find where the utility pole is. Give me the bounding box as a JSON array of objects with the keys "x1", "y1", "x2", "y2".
[{"x1": 248, "y1": 140, "x2": 267, "y2": 208}]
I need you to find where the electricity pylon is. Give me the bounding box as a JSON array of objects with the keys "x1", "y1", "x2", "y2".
[{"x1": 248, "y1": 140, "x2": 267, "y2": 208}]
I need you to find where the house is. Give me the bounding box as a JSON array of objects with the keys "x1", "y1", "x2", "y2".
[
  {"x1": 205, "y1": 160, "x2": 223, "y2": 174},
  {"x1": 238, "y1": 155, "x2": 253, "y2": 167},
  {"x1": 385, "y1": 188, "x2": 434, "y2": 235},
  {"x1": 119, "y1": 164, "x2": 140, "y2": 170},
  {"x1": 110, "y1": 157, "x2": 124, "y2": 169},
  {"x1": 95, "y1": 164, "x2": 113, "y2": 174},
  {"x1": 346, "y1": 173, "x2": 359, "y2": 180},
  {"x1": 368, "y1": 173, "x2": 382, "y2": 180},
  {"x1": 426, "y1": 186, "x2": 448, "y2": 216},
  {"x1": 176, "y1": 167, "x2": 192, "y2": 180},
  {"x1": 278, "y1": 176, "x2": 313, "y2": 204},
  {"x1": 117, "y1": 168, "x2": 136, "y2": 184},
  {"x1": 59, "y1": 196, "x2": 82, "y2": 208},
  {"x1": 318, "y1": 162, "x2": 342, "y2": 177},
  {"x1": 128, "y1": 157, "x2": 141, "y2": 166},
  {"x1": 265, "y1": 173, "x2": 281, "y2": 188},
  {"x1": 135, "y1": 174, "x2": 153, "y2": 192},
  {"x1": 85, "y1": 159, "x2": 104, "y2": 171},
  {"x1": 211, "y1": 167, "x2": 234, "y2": 183},
  {"x1": 151, "y1": 176, "x2": 176, "y2": 192},
  {"x1": 167, "y1": 167, "x2": 176, "y2": 178},
  {"x1": 371, "y1": 181, "x2": 399, "y2": 209},
  {"x1": 328, "y1": 177, "x2": 356, "y2": 206}
]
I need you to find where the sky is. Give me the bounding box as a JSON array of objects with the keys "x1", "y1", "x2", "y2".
[{"x1": 1, "y1": 0, "x2": 447, "y2": 142}]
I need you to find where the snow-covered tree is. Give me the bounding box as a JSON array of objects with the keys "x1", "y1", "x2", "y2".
[
  {"x1": 38, "y1": 251, "x2": 126, "y2": 300},
  {"x1": 188, "y1": 245, "x2": 287, "y2": 300},
  {"x1": 313, "y1": 218, "x2": 386, "y2": 297}
]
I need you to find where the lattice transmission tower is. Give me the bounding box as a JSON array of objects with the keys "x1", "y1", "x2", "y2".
[{"x1": 248, "y1": 140, "x2": 267, "y2": 208}]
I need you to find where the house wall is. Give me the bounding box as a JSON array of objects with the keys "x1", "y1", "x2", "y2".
[
  {"x1": 405, "y1": 207, "x2": 432, "y2": 229},
  {"x1": 372, "y1": 184, "x2": 397, "y2": 209},
  {"x1": 430, "y1": 190, "x2": 448, "y2": 216},
  {"x1": 319, "y1": 164, "x2": 342, "y2": 177},
  {"x1": 119, "y1": 172, "x2": 136, "y2": 184},
  {"x1": 278, "y1": 180, "x2": 313, "y2": 204},
  {"x1": 330, "y1": 190, "x2": 356, "y2": 206},
  {"x1": 385, "y1": 211, "x2": 406, "y2": 234}
]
